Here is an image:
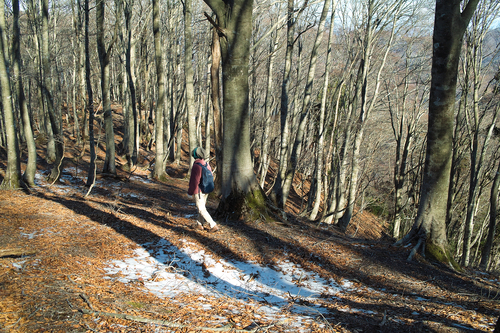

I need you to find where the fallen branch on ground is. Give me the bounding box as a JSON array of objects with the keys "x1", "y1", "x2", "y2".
[
  {"x1": 0, "y1": 249, "x2": 36, "y2": 258},
  {"x1": 79, "y1": 308, "x2": 279, "y2": 332}
]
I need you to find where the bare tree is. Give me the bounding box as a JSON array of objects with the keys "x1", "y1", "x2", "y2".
[
  {"x1": 258, "y1": 26, "x2": 279, "y2": 190},
  {"x1": 42, "y1": 0, "x2": 64, "y2": 183},
  {"x1": 123, "y1": 0, "x2": 139, "y2": 168},
  {"x1": 97, "y1": 0, "x2": 121, "y2": 175},
  {"x1": 387, "y1": 39, "x2": 430, "y2": 239},
  {"x1": 204, "y1": 0, "x2": 270, "y2": 217},
  {"x1": 459, "y1": 0, "x2": 500, "y2": 267},
  {"x1": 309, "y1": 0, "x2": 338, "y2": 221},
  {"x1": 269, "y1": 0, "x2": 297, "y2": 209},
  {"x1": 85, "y1": 0, "x2": 96, "y2": 189},
  {"x1": 0, "y1": 0, "x2": 23, "y2": 189},
  {"x1": 396, "y1": 0, "x2": 480, "y2": 266},
  {"x1": 209, "y1": 14, "x2": 223, "y2": 191},
  {"x1": 12, "y1": 0, "x2": 37, "y2": 187},
  {"x1": 480, "y1": 144, "x2": 500, "y2": 270},
  {"x1": 185, "y1": 0, "x2": 198, "y2": 171},
  {"x1": 339, "y1": 0, "x2": 403, "y2": 231},
  {"x1": 152, "y1": 0, "x2": 167, "y2": 180}
]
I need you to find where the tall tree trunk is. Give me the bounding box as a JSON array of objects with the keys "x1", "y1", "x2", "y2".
[
  {"x1": 480, "y1": 157, "x2": 500, "y2": 270},
  {"x1": 310, "y1": 0, "x2": 337, "y2": 220},
  {"x1": 269, "y1": 0, "x2": 295, "y2": 209},
  {"x1": 184, "y1": 0, "x2": 197, "y2": 171},
  {"x1": 322, "y1": 81, "x2": 344, "y2": 224},
  {"x1": 79, "y1": 0, "x2": 88, "y2": 140},
  {"x1": 12, "y1": 0, "x2": 36, "y2": 187},
  {"x1": 204, "y1": 0, "x2": 269, "y2": 218},
  {"x1": 396, "y1": 0, "x2": 480, "y2": 266},
  {"x1": 259, "y1": 30, "x2": 278, "y2": 189},
  {"x1": 97, "y1": 0, "x2": 120, "y2": 175},
  {"x1": 280, "y1": 0, "x2": 329, "y2": 210},
  {"x1": 71, "y1": 0, "x2": 82, "y2": 146},
  {"x1": 152, "y1": 0, "x2": 166, "y2": 180},
  {"x1": 84, "y1": 0, "x2": 96, "y2": 188},
  {"x1": 209, "y1": 17, "x2": 223, "y2": 192},
  {"x1": 0, "y1": 0, "x2": 23, "y2": 189},
  {"x1": 124, "y1": 0, "x2": 138, "y2": 168},
  {"x1": 339, "y1": 0, "x2": 399, "y2": 231},
  {"x1": 460, "y1": 7, "x2": 500, "y2": 266},
  {"x1": 42, "y1": 0, "x2": 64, "y2": 183}
]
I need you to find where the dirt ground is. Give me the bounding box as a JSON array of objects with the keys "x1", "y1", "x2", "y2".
[{"x1": 1, "y1": 112, "x2": 500, "y2": 332}]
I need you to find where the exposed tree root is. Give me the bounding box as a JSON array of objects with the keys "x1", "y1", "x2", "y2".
[{"x1": 407, "y1": 237, "x2": 424, "y2": 262}]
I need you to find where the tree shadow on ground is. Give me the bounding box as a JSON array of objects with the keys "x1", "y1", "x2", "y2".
[{"x1": 25, "y1": 171, "x2": 500, "y2": 332}]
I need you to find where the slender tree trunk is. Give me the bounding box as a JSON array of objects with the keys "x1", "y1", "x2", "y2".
[
  {"x1": 480, "y1": 157, "x2": 500, "y2": 270},
  {"x1": 12, "y1": 0, "x2": 36, "y2": 186},
  {"x1": 259, "y1": 31, "x2": 278, "y2": 189},
  {"x1": 209, "y1": 18, "x2": 223, "y2": 192},
  {"x1": 184, "y1": 0, "x2": 197, "y2": 171},
  {"x1": 41, "y1": 0, "x2": 64, "y2": 183},
  {"x1": 460, "y1": 11, "x2": 500, "y2": 266},
  {"x1": 70, "y1": 4, "x2": 82, "y2": 146},
  {"x1": 97, "y1": 0, "x2": 119, "y2": 175},
  {"x1": 310, "y1": 0, "x2": 337, "y2": 220},
  {"x1": 79, "y1": 0, "x2": 88, "y2": 140},
  {"x1": 322, "y1": 81, "x2": 344, "y2": 224},
  {"x1": 269, "y1": 0, "x2": 295, "y2": 209},
  {"x1": 152, "y1": 0, "x2": 166, "y2": 180},
  {"x1": 124, "y1": 0, "x2": 138, "y2": 168},
  {"x1": 84, "y1": 0, "x2": 96, "y2": 188},
  {"x1": 340, "y1": 0, "x2": 399, "y2": 231},
  {"x1": 0, "y1": 0, "x2": 23, "y2": 189}
]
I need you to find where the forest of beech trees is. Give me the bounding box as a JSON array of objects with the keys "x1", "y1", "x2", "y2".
[{"x1": 0, "y1": 0, "x2": 499, "y2": 270}]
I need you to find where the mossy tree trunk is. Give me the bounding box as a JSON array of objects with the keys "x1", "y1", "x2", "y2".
[
  {"x1": 203, "y1": 0, "x2": 271, "y2": 219},
  {"x1": 396, "y1": 0, "x2": 479, "y2": 267}
]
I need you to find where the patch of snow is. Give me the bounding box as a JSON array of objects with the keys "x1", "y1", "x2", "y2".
[
  {"x1": 104, "y1": 237, "x2": 345, "y2": 325},
  {"x1": 130, "y1": 175, "x2": 153, "y2": 184},
  {"x1": 450, "y1": 323, "x2": 476, "y2": 331},
  {"x1": 12, "y1": 260, "x2": 27, "y2": 269}
]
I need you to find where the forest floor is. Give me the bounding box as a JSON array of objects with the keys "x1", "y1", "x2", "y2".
[{"x1": 1, "y1": 110, "x2": 500, "y2": 332}]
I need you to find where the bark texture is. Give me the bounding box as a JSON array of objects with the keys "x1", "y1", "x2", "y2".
[{"x1": 397, "y1": 0, "x2": 479, "y2": 267}]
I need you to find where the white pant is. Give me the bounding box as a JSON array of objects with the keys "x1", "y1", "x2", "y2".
[{"x1": 194, "y1": 192, "x2": 216, "y2": 228}]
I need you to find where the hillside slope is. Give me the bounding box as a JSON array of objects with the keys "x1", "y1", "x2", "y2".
[
  {"x1": 0, "y1": 158, "x2": 499, "y2": 332},
  {"x1": 0, "y1": 109, "x2": 499, "y2": 332}
]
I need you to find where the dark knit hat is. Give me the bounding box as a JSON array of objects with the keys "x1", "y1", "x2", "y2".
[{"x1": 192, "y1": 147, "x2": 208, "y2": 160}]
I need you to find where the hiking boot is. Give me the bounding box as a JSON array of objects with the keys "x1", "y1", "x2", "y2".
[
  {"x1": 208, "y1": 225, "x2": 220, "y2": 233},
  {"x1": 192, "y1": 223, "x2": 204, "y2": 231}
]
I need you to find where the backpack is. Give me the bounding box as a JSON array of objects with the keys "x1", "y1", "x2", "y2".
[{"x1": 196, "y1": 162, "x2": 214, "y2": 193}]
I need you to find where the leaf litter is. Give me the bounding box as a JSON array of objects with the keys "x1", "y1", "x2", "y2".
[{"x1": 1, "y1": 164, "x2": 499, "y2": 332}]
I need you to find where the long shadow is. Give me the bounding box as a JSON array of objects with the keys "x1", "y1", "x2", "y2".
[
  {"x1": 34, "y1": 191, "x2": 323, "y2": 312},
  {"x1": 219, "y1": 217, "x2": 499, "y2": 331},
  {"x1": 33, "y1": 172, "x2": 498, "y2": 332}
]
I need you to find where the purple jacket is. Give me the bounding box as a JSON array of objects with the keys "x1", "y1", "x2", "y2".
[{"x1": 188, "y1": 159, "x2": 212, "y2": 195}]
